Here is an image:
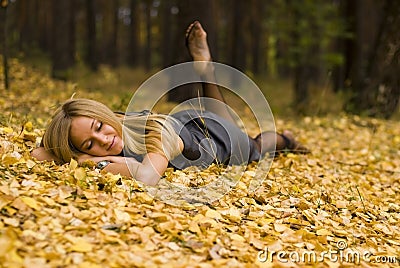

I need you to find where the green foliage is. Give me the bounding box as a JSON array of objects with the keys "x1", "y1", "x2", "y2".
[{"x1": 268, "y1": 0, "x2": 347, "y2": 71}]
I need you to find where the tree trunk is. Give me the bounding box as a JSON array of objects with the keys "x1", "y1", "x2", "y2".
[
  {"x1": 344, "y1": 0, "x2": 400, "y2": 118},
  {"x1": 110, "y1": 0, "x2": 119, "y2": 67},
  {"x1": 231, "y1": 0, "x2": 247, "y2": 72},
  {"x1": 250, "y1": 0, "x2": 263, "y2": 75},
  {"x1": 86, "y1": 0, "x2": 98, "y2": 71},
  {"x1": 160, "y1": 0, "x2": 174, "y2": 68},
  {"x1": 127, "y1": 0, "x2": 140, "y2": 67},
  {"x1": 360, "y1": 0, "x2": 400, "y2": 118},
  {"x1": 332, "y1": 0, "x2": 354, "y2": 92},
  {"x1": 101, "y1": 0, "x2": 118, "y2": 66},
  {"x1": 37, "y1": 0, "x2": 53, "y2": 52},
  {"x1": 51, "y1": 0, "x2": 75, "y2": 79},
  {"x1": 292, "y1": 3, "x2": 310, "y2": 113},
  {"x1": 144, "y1": 0, "x2": 152, "y2": 71},
  {"x1": 1, "y1": 2, "x2": 9, "y2": 89},
  {"x1": 16, "y1": 0, "x2": 36, "y2": 52}
]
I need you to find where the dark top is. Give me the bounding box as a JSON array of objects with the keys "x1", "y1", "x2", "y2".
[{"x1": 122, "y1": 110, "x2": 261, "y2": 169}]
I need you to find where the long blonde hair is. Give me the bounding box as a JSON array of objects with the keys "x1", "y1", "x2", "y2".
[{"x1": 43, "y1": 98, "x2": 181, "y2": 163}]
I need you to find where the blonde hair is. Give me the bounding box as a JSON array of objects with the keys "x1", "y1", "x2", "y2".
[{"x1": 43, "y1": 98, "x2": 181, "y2": 163}]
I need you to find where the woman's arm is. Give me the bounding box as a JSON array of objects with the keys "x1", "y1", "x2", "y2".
[
  {"x1": 79, "y1": 153, "x2": 168, "y2": 186},
  {"x1": 32, "y1": 147, "x2": 168, "y2": 185}
]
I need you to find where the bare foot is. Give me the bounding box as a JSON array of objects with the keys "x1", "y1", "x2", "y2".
[{"x1": 185, "y1": 21, "x2": 212, "y2": 75}]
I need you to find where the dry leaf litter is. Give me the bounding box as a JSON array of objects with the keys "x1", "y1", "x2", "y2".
[{"x1": 0, "y1": 59, "x2": 399, "y2": 267}]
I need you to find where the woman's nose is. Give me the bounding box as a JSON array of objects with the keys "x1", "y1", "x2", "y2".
[{"x1": 94, "y1": 133, "x2": 108, "y2": 146}]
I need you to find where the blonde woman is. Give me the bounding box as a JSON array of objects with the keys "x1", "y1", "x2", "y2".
[{"x1": 32, "y1": 21, "x2": 308, "y2": 185}]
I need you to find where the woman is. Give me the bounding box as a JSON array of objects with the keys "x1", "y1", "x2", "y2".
[{"x1": 32, "y1": 21, "x2": 308, "y2": 186}]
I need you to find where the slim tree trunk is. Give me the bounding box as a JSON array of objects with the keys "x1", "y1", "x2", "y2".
[
  {"x1": 51, "y1": 0, "x2": 75, "y2": 79},
  {"x1": 144, "y1": 0, "x2": 152, "y2": 71},
  {"x1": 86, "y1": 0, "x2": 98, "y2": 71},
  {"x1": 160, "y1": 0, "x2": 173, "y2": 68},
  {"x1": 110, "y1": 0, "x2": 118, "y2": 67},
  {"x1": 332, "y1": 0, "x2": 353, "y2": 92},
  {"x1": 37, "y1": 0, "x2": 53, "y2": 52},
  {"x1": 1, "y1": 2, "x2": 9, "y2": 89},
  {"x1": 16, "y1": 0, "x2": 36, "y2": 52},
  {"x1": 101, "y1": 0, "x2": 118, "y2": 66},
  {"x1": 128, "y1": 0, "x2": 140, "y2": 67},
  {"x1": 250, "y1": 0, "x2": 262, "y2": 75},
  {"x1": 231, "y1": 0, "x2": 247, "y2": 72},
  {"x1": 292, "y1": 3, "x2": 310, "y2": 113},
  {"x1": 68, "y1": 0, "x2": 76, "y2": 67}
]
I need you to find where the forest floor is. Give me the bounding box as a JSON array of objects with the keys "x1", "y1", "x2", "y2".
[{"x1": 0, "y1": 59, "x2": 399, "y2": 267}]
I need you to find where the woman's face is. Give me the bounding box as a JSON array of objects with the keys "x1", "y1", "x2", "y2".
[{"x1": 69, "y1": 116, "x2": 124, "y2": 156}]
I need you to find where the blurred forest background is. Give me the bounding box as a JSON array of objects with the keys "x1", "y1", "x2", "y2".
[{"x1": 0, "y1": 0, "x2": 399, "y2": 118}]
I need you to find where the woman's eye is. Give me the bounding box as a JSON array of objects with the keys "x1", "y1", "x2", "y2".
[
  {"x1": 87, "y1": 141, "x2": 93, "y2": 150},
  {"x1": 97, "y1": 122, "x2": 103, "y2": 131}
]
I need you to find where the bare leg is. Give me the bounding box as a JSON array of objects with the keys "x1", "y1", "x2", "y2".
[
  {"x1": 254, "y1": 130, "x2": 310, "y2": 155},
  {"x1": 186, "y1": 21, "x2": 237, "y2": 125},
  {"x1": 185, "y1": 22, "x2": 309, "y2": 156}
]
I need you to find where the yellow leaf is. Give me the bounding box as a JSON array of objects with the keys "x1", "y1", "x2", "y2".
[
  {"x1": 78, "y1": 262, "x2": 102, "y2": 268},
  {"x1": 0, "y1": 195, "x2": 13, "y2": 210},
  {"x1": 205, "y1": 209, "x2": 222, "y2": 219},
  {"x1": 20, "y1": 196, "x2": 40, "y2": 210},
  {"x1": 274, "y1": 223, "x2": 288, "y2": 233},
  {"x1": 26, "y1": 159, "x2": 36, "y2": 169},
  {"x1": 22, "y1": 230, "x2": 46, "y2": 240},
  {"x1": 167, "y1": 242, "x2": 180, "y2": 251},
  {"x1": 335, "y1": 200, "x2": 347, "y2": 209},
  {"x1": 135, "y1": 192, "x2": 153, "y2": 204},
  {"x1": 3, "y1": 218, "x2": 19, "y2": 227},
  {"x1": 58, "y1": 186, "x2": 73, "y2": 199},
  {"x1": 114, "y1": 208, "x2": 131, "y2": 223},
  {"x1": 70, "y1": 238, "x2": 93, "y2": 252},
  {"x1": 70, "y1": 158, "x2": 78, "y2": 170},
  {"x1": 226, "y1": 207, "x2": 241, "y2": 223},
  {"x1": 149, "y1": 212, "x2": 169, "y2": 222},
  {"x1": 24, "y1": 121, "x2": 33, "y2": 131},
  {"x1": 189, "y1": 221, "x2": 202, "y2": 234},
  {"x1": 7, "y1": 249, "x2": 24, "y2": 265},
  {"x1": 1, "y1": 127, "x2": 13, "y2": 134},
  {"x1": 156, "y1": 221, "x2": 175, "y2": 233},
  {"x1": 74, "y1": 167, "x2": 87, "y2": 180},
  {"x1": 2, "y1": 152, "x2": 21, "y2": 165},
  {"x1": 230, "y1": 233, "x2": 246, "y2": 242},
  {"x1": 374, "y1": 224, "x2": 393, "y2": 235},
  {"x1": 316, "y1": 228, "x2": 332, "y2": 236},
  {"x1": 292, "y1": 185, "x2": 301, "y2": 193},
  {"x1": 40, "y1": 196, "x2": 56, "y2": 207}
]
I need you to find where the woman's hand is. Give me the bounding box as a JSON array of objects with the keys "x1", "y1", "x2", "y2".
[
  {"x1": 31, "y1": 147, "x2": 61, "y2": 162},
  {"x1": 76, "y1": 153, "x2": 132, "y2": 165}
]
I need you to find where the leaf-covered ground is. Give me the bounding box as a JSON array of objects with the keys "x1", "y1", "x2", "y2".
[{"x1": 0, "y1": 59, "x2": 399, "y2": 267}]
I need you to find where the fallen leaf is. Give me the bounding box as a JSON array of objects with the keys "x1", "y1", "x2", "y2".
[{"x1": 69, "y1": 238, "x2": 93, "y2": 252}]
